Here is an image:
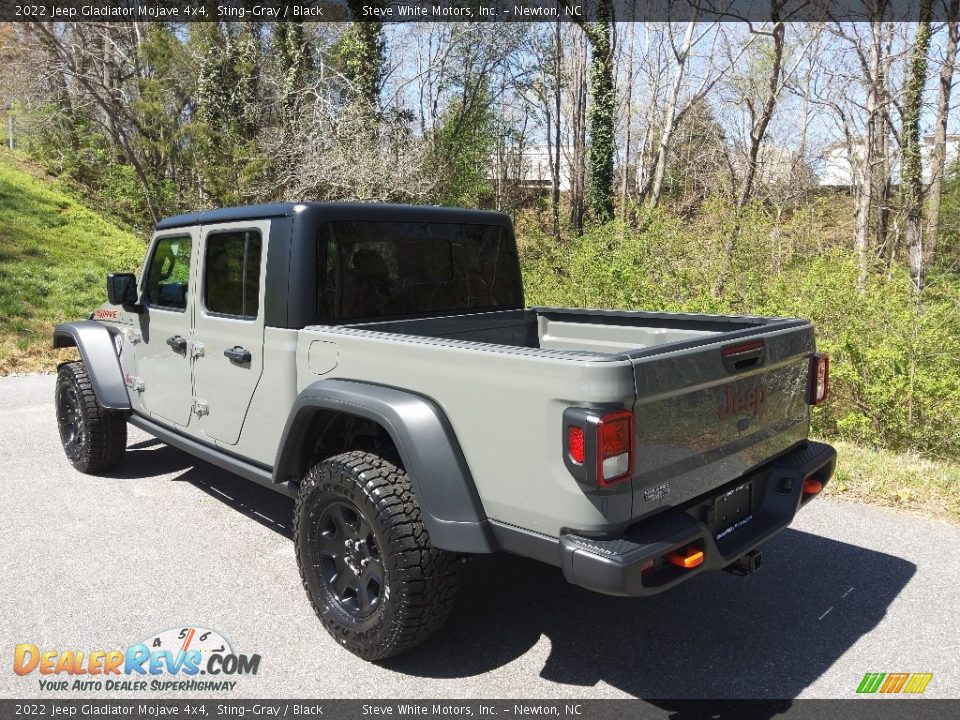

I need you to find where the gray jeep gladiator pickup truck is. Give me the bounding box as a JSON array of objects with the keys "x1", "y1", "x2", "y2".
[{"x1": 53, "y1": 202, "x2": 835, "y2": 660}]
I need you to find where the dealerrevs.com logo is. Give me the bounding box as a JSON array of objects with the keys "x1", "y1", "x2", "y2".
[{"x1": 13, "y1": 626, "x2": 260, "y2": 692}]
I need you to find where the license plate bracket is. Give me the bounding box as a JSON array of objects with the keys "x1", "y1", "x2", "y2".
[{"x1": 714, "y1": 481, "x2": 753, "y2": 540}]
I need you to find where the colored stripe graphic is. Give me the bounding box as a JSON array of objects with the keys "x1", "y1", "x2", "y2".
[
  {"x1": 903, "y1": 673, "x2": 933, "y2": 694},
  {"x1": 857, "y1": 673, "x2": 885, "y2": 693},
  {"x1": 881, "y1": 673, "x2": 910, "y2": 693},
  {"x1": 857, "y1": 672, "x2": 933, "y2": 695}
]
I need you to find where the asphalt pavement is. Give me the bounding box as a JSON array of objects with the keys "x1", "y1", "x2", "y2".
[{"x1": 2, "y1": 374, "x2": 958, "y2": 700}]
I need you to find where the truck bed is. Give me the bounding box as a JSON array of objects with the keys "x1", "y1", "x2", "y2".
[
  {"x1": 300, "y1": 305, "x2": 815, "y2": 535},
  {"x1": 345, "y1": 307, "x2": 807, "y2": 358}
]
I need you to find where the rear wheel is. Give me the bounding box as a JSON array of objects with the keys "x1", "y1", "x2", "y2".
[
  {"x1": 55, "y1": 361, "x2": 127, "y2": 473},
  {"x1": 295, "y1": 451, "x2": 458, "y2": 661}
]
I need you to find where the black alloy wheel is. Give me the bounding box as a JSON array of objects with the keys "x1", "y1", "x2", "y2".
[
  {"x1": 57, "y1": 382, "x2": 85, "y2": 461},
  {"x1": 312, "y1": 500, "x2": 385, "y2": 618}
]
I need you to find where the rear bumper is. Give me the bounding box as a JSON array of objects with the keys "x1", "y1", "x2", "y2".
[{"x1": 557, "y1": 440, "x2": 836, "y2": 597}]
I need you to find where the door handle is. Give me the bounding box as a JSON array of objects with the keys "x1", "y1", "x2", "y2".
[
  {"x1": 165, "y1": 335, "x2": 187, "y2": 354},
  {"x1": 224, "y1": 346, "x2": 252, "y2": 364}
]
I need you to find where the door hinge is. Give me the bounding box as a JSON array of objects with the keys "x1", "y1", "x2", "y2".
[
  {"x1": 193, "y1": 398, "x2": 209, "y2": 416},
  {"x1": 191, "y1": 341, "x2": 205, "y2": 359},
  {"x1": 124, "y1": 328, "x2": 141, "y2": 345},
  {"x1": 123, "y1": 373, "x2": 144, "y2": 392}
]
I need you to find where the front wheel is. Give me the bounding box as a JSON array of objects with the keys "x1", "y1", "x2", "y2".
[
  {"x1": 55, "y1": 361, "x2": 127, "y2": 473},
  {"x1": 294, "y1": 451, "x2": 458, "y2": 661}
]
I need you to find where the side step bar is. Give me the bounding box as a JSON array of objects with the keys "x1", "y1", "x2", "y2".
[{"x1": 127, "y1": 414, "x2": 298, "y2": 498}]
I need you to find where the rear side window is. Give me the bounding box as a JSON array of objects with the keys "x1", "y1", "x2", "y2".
[
  {"x1": 318, "y1": 221, "x2": 522, "y2": 322},
  {"x1": 145, "y1": 235, "x2": 192, "y2": 311},
  {"x1": 204, "y1": 230, "x2": 262, "y2": 319}
]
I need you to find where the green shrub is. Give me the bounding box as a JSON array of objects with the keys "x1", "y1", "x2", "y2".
[{"x1": 519, "y1": 202, "x2": 960, "y2": 457}]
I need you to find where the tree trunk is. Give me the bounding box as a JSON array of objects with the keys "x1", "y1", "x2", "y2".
[
  {"x1": 793, "y1": 30, "x2": 817, "y2": 190},
  {"x1": 552, "y1": 18, "x2": 562, "y2": 242},
  {"x1": 853, "y1": 21, "x2": 886, "y2": 288},
  {"x1": 873, "y1": 23, "x2": 895, "y2": 257},
  {"x1": 567, "y1": 29, "x2": 588, "y2": 234},
  {"x1": 737, "y1": 10, "x2": 785, "y2": 208},
  {"x1": 584, "y1": 1, "x2": 615, "y2": 222},
  {"x1": 925, "y1": 5, "x2": 960, "y2": 263},
  {"x1": 101, "y1": 30, "x2": 119, "y2": 159},
  {"x1": 902, "y1": 1, "x2": 934, "y2": 292},
  {"x1": 646, "y1": 20, "x2": 696, "y2": 209},
  {"x1": 620, "y1": 21, "x2": 635, "y2": 228}
]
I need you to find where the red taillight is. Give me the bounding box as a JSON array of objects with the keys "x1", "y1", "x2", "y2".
[
  {"x1": 597, "y1": 411, "x2": 634, "y2": 487},
  {"x1": 568, "y1": 426, "x2": 585, "y2": 464},
  {"x1": 808, "y1": 353, "x2": 830, "y2": 405}
]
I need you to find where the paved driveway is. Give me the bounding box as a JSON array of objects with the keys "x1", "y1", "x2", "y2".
[{"x1": 2, "y1": 374, "x2": 958, "y2": 699}]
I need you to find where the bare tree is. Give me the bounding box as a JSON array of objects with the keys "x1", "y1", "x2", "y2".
[
  {"x1": 826, "y1": 20, "x2": 898, "y2": 286},
  {"x1": 520, "y1": 24, "x2": 563, "y2": 240},
  {"x1": 926, "y1": 3, "x2": 960, "y2": 262},
  {"x1": 264, "y1": 92, "x2": 436, "y2": 203},
  {"x1": 735, "y1": 5, "x2": 787, "y2": 208},
  {"x1": 642, "y1": 19, "x2": 698, "y2": 208},
  {"x1": 641, "y1": 22, "x2": 754, "y2": 209},
  {"x1": 564, "y1": 25, "x2": 589, "y2": 234}
]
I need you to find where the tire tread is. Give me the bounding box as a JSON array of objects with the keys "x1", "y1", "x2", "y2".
[
  {"x1": 57, "y1": 361, "x2": 127, "y2": 473},
  {"x1": 294, "y1": 451, "x2": 458, "y2": 660}
]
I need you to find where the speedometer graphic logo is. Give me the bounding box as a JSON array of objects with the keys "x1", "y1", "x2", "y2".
[{"x1": 141, "y1": 626, "x2": 234, "y2": 665}]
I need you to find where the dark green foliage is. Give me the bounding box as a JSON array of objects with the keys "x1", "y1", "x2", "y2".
[
  {"x1": 662, "y1": 100, "x2": 729, "y2": 208},
  {"x1": 274, "y1": 23, "x2": 314, "y2": 118},
  {"x1": 190, "y1": 23, "x2": 266, "y2": 206},
  {"x1": 26, "y1": 105, "x2": 158, "y2": 225},
  {"x1": 333, "y1": 1, "x2": 386, "y2": 107},
  {"x1": 428, "y1": 80, "x2": 495, "y2": 208}
]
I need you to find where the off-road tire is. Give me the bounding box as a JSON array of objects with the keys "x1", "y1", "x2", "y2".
[
  {"x1": 295, "y1": 451, "x2": 458, "y2": 661},
  {"x1": 55, "y1": 361, "x2": 127, "y2": 473}
]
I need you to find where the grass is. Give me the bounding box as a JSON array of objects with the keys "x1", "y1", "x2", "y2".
[
  {"x1": 0, "y1": 150, "x2": 144, "y2": 373},
  {"x1": 823, "y1": 440, "x2": 960, "y2": 523}
]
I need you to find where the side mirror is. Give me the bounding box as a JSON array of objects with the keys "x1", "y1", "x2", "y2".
[{"x1": 107, "y1": 273, "x2": 140, "y2": 308}]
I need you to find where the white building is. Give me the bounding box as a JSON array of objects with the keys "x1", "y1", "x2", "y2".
[
  {"x1": 490, "y1": 144, "x2": 572, "y2": 192},
  {"x1": 818, "y1": 134, "x2": 960, "y2": 188}
]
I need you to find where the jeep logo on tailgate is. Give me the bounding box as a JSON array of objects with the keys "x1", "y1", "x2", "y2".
[{"x1": 717, "y1": 384, "x2": 766, "y2": 420}]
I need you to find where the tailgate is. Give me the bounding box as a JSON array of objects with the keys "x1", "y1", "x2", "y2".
[{"x1": 629, "y1": 324, "x2": 815, "y2": 520}]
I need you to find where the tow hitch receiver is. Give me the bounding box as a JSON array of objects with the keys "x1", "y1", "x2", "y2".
[{"x1": 724, "y1": 549, "x2": 763, "y2": 576}]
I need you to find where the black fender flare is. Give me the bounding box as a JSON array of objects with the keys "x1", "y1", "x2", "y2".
[
  {"x1": 53, "y1": 321, "x2": 131, "y2": 411},
  {"x1": 274, "y1": 379, "x2": 497, "y2": 554}
]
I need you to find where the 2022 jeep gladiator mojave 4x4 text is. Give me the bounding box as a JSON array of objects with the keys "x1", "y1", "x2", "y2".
[{"x1": 53, "y1": 202, "x2": 835, "y2": 660}]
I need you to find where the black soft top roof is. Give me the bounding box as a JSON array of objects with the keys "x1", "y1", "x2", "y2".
[{"x1": 154, "y1": 202, "x2": 511, "y2": 231}]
